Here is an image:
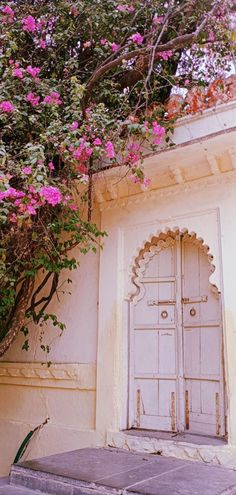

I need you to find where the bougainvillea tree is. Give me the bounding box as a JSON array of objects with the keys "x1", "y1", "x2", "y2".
[{"x1": 0, "y1": 0, "x2": 235, "y2": 356}]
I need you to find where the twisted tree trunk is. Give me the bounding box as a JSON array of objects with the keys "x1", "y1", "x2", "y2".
[{"x1": 0, "y1": 278, "x2": 34, "y2": 357}]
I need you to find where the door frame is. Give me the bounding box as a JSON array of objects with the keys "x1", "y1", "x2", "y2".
[{"x1": 128, "y1": 230, "x2": 226, "y2": 436}]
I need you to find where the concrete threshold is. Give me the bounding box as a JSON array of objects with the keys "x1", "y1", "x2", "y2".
[
  {"x1": 8, "y1": 447, "x2": 236, "y2": 495},
  {"x1": 107, "y1": 430, "x2": 236, "y2": 470}
]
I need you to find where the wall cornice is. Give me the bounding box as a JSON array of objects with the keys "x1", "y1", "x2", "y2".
[
  {"x1": 98, "y1": 169, "x2": 236, "y2": 212},
  {"x1": 0, "y1": 362, "x2": 96, "y2": 390}
]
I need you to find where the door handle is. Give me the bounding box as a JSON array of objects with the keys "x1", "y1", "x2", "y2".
[
  {"x1": 182, "y1": 295, "x2": 208, "y2": 304},
  {"x1": 147, "y1": 299, "x2": 176, "y2": 306}
]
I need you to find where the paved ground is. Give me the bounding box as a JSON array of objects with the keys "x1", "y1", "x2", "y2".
[{"x1": 6, "y1": 448, "x2": 236, "y2": 494}]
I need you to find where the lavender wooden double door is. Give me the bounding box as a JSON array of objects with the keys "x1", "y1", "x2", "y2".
[{"x1": 129, "y1": 235, "x2": 225, "y2": 437}]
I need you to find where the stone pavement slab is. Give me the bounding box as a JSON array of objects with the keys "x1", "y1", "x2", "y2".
[
  {"x1": 0, "y1": 484, "x2": 48, "y2": 495},
  {"x1": 10, "y1": 448, "x2": 236, "y2": 495}
]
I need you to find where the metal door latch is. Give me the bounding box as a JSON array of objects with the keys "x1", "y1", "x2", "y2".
[
  {"x1": 182, "y1": 295, "x2": 208, "y2": 304},
  {"x1": 147, "y1": 299, "x2": 176, "y2": 306}
]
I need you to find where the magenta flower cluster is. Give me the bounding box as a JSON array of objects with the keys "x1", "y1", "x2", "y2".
[
  {"x1": 40, "y1": 186, "x2": 62, "y2": 206},
  {"x1": 0, "y1": 101, "x2": 15, "y2": 113},
  {"x1": 43, "y1": 92, "x2": 62, "y2": 106},
  {"x1": 22, "y1": 15, "x2": 37, "y2": 33}
]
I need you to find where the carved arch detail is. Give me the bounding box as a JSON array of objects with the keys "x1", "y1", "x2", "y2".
[{"x1": 127, "y1": 227, "x2": 219, "y2": 305}]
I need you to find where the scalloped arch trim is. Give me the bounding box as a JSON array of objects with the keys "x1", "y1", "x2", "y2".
[{"x1": 127, "y1": 227, "x2": 218, "y2": 304}]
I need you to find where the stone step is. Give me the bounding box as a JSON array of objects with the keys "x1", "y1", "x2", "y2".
[
  {"x1": 9, "y1": 447, "x2": 236, "y2": 495},
  {"x1": 0, "y1": 483, "x2": 47, "y2": 495}
]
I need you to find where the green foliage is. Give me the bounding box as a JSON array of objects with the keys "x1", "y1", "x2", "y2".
[{"x1": 0, "y1": 0, "x2": 234, "y2": 355}]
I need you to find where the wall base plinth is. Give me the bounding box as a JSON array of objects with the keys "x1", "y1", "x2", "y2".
[{"x1": 107, "y1": 431, "x2": 236, "y2": 470}]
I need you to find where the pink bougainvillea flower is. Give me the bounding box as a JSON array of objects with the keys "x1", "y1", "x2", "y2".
[
  {"x1": 111, "y1": 42, "x2": 120, "y2": 52},
  {"x1": 13, "y1": 67, "x2": 24, "y2": 79},
  {"x1": 73, "y1": 141, "x2": 93, "y2": 163},
  {"x1": 129, "y1": 32, "x2": 144, "y2": 44},
  {"x1": 93, "y1": 138, "x2": 102, "y2": 146},
  {"x1": 153, "y1": 14, "x2": 164, "y2": 24},
  {"x1": 26, "y1": 65, "x2": 41, "y2": 78},
  {"x1": 0, "y1": 101, "x2": 15, "y2": 113},
  {"x1": 143, "y1": 177, "x2": 151, "y2": 188},
  {"x1": 69, "y1": 203, "x2": 77, "y2": 211},
  {"x1": 208, "y1": 31, "x2": 215, "y2": 42},
  {"x1": 158, "y1": 50, "x2": 173, "y2": 61},
  {"x1": 105, "y1": 141, "x2": 115, "y2": 159},
  {"x1": 9, "y1": 213, "x2": 17, "y2": 223},
  {"x1": 130, "y1": 174, "x2": 140, "y2": 184},
  {"x1": 2, "y1": 5, "x2": 14, "y2": 16},
  {"x1": 26, "y1": 92, "x2": 40, "y2": 107},
  {"x1": 152, "y1": 122, "x2": 165, "y2": 145},
  {"x1": 22, "y1": 15, "x2": 37, "y2": 33},
  {"x1": 2, "y1": 5, "x2": 15, "y2": 22},
  {"x1": 70, "y1": 6, "x2": 78, "y2": 17},
  {"x1": 29, "y1": 185, "x2": 36, "y2": 193},
  {"x1": 40, "y1": 186, "x2": 62, "y2": 206},
  {"x1": 2, "y1": 187, "x2": 25, "y2": 199},
  {"x1": 116, "y1": 4, "x2": 135, "y2": 12},
  {"x1": 127, "y1": 142, "x2": 140, "y2": 151},
  {"x1": 22, "y1": 166, "x2": 32, "y2": 175},
  {"x1": 116, "y1": 5, "x2": 127, "y2": 11},
  {"x1": 2, "y1": 4, "x2": 14, "y2": 22},
  {"x1": 100, "y1": 38, "x2": 107, "y2": 46},
  {"x1": 26, "y1": 205, "x2": 37, "y2": 215},
  {"x1": 48, "y1": 161, "x2": 55, "y2": 171},
  {"x1": 70, "y1": 121, "x2": 79, "y2": 131},
  {"x1": 39, "y1": 39, "x2": 46, "y2": 49},
  {"x1": 43, "y1": 91, "x2": 62, "y2": 106}
]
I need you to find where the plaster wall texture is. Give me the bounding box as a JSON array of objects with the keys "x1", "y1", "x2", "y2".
[{"x1": 0, "y1": 244, "x2": 100, "y2": 364}]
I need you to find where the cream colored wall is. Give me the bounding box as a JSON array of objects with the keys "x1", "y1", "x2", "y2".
[
  {"x1": 96, "y1": 177, "x2": 236, "y2": 449},
  {"x1": 0, "y1": 363, "x2": 102, "y2": 475},
  {"x1": 0, "y1": 212, "x2": 103, "y2": 476},
  {"x1": 1, "y1": 246, "x2": 100, "y2": 364}
]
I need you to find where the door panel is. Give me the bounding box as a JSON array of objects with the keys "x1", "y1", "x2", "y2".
[
  {"x1": 130, "y1": 234, "x2": 225, "y2": 436},
  {"x1": 159, "y1": 330, "x2": 176, "y2": 375},
  {"x1": 182, "y1": 236, "x2": 224, "y2": 436},
  {"x1": 134, "y1": 330, "x2": 159, "y2": 375},
  {"x1": 134, "y1": 378, "x2": 176, "y2": 430},
  {"x1": 132, "y1": 244, "x2": 177, "y2": 430}
]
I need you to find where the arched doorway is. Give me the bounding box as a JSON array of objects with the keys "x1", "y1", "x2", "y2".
[{"x1": 128, "y1": 230, "x2": 226, "y2": 437}]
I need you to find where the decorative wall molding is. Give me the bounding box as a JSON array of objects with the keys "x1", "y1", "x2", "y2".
[
  {"x1": 0, "y1": 362, "x2": 96, "y2": 390},
  {"x1": 127, "y1": 229, "x2": 219, "y2": 304},
  {"x1": 98, "y1": 169, "x2": 236, "y2": 212}
]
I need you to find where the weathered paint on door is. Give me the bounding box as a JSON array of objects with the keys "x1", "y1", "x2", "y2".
[{"x1": 129, "y1": 234, "x2": 225, "y2": 436}]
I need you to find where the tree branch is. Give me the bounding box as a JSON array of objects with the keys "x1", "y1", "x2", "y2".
[
  {"x1": 0, "y1": 278, "x2": 34, "y2": 357},
  {"x1": 82, "y1": 1, "x2": 220, "y2": 108}
]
